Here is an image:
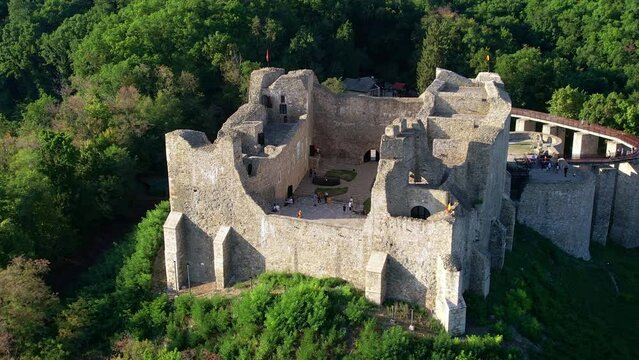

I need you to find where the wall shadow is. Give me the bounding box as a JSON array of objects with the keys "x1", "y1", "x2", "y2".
[
  {"x1": 184, "y1": 217, "x2": 214, "y2": 284},
  {"x1": 384, "y1": 255, "x2": 428, "y2": 305},
  {"x1": 229, "y1": 228, "x2": 266, "y2": 285}
]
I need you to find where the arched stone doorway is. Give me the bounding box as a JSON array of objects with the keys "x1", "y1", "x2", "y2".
[
  {"x1": 410, "y1": 206, "x2": 430, "y2": 220},
  {"x1": 363, "y1": 149, "x2": 379, "y2": 162}
]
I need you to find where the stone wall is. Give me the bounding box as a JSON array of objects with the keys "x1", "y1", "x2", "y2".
[
  {"x1": 517, "y1": 169, "x2": 595, "y2": 260},
  {"x1": 313, "y1": 86, "x2": 423, "y2": 163},
  {"x1": 591, "y1": 166, "x2": 617, "y2": 245},
  {"x1": 609, "y1": 161, "x2": 639, "y2": 248},
  {"x1": 246, "y1": 115, "x2": 313, "y2": 202},
  {"x1": 164, "y1": 68, "x2": 514, "y2": 336}
]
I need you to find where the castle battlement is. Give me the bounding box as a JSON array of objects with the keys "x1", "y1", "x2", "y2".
[{"x1": 163, "y1": 67, "x2": 515, "y2": 335}]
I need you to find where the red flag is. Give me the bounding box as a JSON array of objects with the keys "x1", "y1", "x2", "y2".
[{"x1": 266, "y1": 49, "x2": 270, "y2": 63}]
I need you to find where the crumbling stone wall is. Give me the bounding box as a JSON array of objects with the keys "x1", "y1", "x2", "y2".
[
  {"x1": 591, "y1": 166, "x2": 617, "y2": 245},
  {"x1": 164, "y1": 67, "x2": 512, "y2": 336},
  {"x1": 517, "y1": 168, "x2": 595, "y2": 260},
  {"x1": 610, "y1": 161, "x2": 639, "y2": 248},
  {"x1": 313, "y1": 86, "x2": 423, "y2": 163},
  {"x1": 245, "y1": 115, "x2": 313, "y2": 202}
]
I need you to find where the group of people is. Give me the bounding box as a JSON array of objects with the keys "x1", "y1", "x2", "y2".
[
  {"x1": 529, "y1": 153, "x2": 572, "y2": 177},
  {"x1": 272, "y1": 193, "x2": 356, "y2": 217},
  {"x1": 271, "y1": 196, "x2": 295, "y2": 212},
  {"x1": 609, "y1": 146, "x2": 635, "y2": 158}
]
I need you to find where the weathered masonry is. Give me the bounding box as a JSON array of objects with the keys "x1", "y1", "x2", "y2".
[
  {"x1": 511, "y1": 110, "x2": 639, "y2": 259},
  {"x1": 163, "y1": 68, "x2": 514, "y2": 335}
]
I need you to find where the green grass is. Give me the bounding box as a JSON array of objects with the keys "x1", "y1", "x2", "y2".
[
  {"x1": 466, "y1": 224, "x2": 639, "y2": 359},
  {"x1": 363, "y1": 197, "x2": 371, "y2": 215},
  {"x1": 152, "y1": 273, "x2": 516, "y2": 359},
  {"x1": 508, "y1": 143, "x2": 535, "y2": 155},
  {"x1": 315, "y1": 187, "x2": 348, "y2": 197},
  {"x1": 325, "y1": 169, "x2": 357, "y2": 182}
]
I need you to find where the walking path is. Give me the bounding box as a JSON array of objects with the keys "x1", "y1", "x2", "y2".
[
  {"x1": 272, "y1": 158, "x2": 378, "y2": 225},
  {"x1": 277, "y1": 195, "x2": 366, "y2": 227}
]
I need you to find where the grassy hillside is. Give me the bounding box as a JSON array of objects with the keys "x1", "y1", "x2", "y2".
[{"x1": 467, "y1": 224, "x2": 639, "y2": 359}]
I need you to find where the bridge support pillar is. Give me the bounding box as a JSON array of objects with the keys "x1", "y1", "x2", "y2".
[
  {"x1": 542, "y1": 124, "x2": 565, "y2": 155},
  {"x1": 515, "y1": 119, "x2": 535, "y2": 132},
  {"x1": 606, "y1": 140, "x2": 623, "y2": 158},
  {"x1": 572, "y1": 133, "x2": 599, "y2": 159}
]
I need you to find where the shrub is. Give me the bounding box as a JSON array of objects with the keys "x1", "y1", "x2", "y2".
[
  {"x1": 295, "y1": 329, "x2": 328, "y2": 360},
  {"x1": 363, "y1": 198, "x2": 371, "y2": 215},
  {"x1": 257, "y1": 281, "x2": 329, "y2": 358},
  {"x1": 233, "y1": 283, "x2": 276, "y2": 328},
  {"x1": 128, "y1": 294, "x2": 170, "y2": 339},
  {"x1": 322, "y1": 77, "x2": 346, "y2": 93},
  {"x1": 344, "y1": 296, "x2": 371, "y2": 323}
]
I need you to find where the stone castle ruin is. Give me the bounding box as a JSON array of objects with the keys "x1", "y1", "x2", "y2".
[{"x1": 163, "y1": 68, "x2": 515, "y2": 335}]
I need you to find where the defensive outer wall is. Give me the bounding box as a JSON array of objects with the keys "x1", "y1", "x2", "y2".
[
  {"x1": 163, "y1": 68, "x2": 515, "y2": 335},
  {"x1": 512, "y1": 110, "x2": 639, "y2": 259}
]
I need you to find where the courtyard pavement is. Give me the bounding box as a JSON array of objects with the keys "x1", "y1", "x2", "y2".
[
  {"x1": 273, "y1": 158, "x2": 378, "y2": 226},
  {"x1": 276, "y1": 195, "x2": 366, "y2": 227}
]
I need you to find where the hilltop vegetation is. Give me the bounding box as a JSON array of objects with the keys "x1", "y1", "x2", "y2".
[
  {"x1": 467, "y1": 225, "x2": 639, "y2": 359},
  {"x1": 1, "y1": 200, "x2": 516, "y2": 359}
]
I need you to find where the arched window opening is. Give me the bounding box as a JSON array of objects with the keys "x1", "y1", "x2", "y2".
[
  {"x1": 363, "y1": 149, "x2": 379, "y2": 162},
  {"x1": 410, "y1": 206, "x2": 430, "y2": 220},
  {"x1": 247, "y1": 163, "x2": 253, "y2": 176},
  {"x1": 261, "y1": 95, "x2": 272, "y2": 108}
]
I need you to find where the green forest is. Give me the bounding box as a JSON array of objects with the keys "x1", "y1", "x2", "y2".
[{"x1": 0, "y1": 0, "x2": 638, "y2": 359}]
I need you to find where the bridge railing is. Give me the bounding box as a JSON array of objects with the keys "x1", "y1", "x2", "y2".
[{"x1": 511, "y1": 107, "x2": 639, "y2": 164}]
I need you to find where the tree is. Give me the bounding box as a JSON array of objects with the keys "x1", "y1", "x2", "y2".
[
  {"x1": 416, "y1": 19, "x2": 451, "y2": 92},
  {"x1": 20, "y1": 93, "x2": 58, "y2": 134},
  {"x1": 494, "y1": 47, "x2": 553, "y2": 109},
  {"x1": 322, "y1": 77, "x2": 345, "y2": 93},
  {"x1": 416, "y1": 13, "x2": 472, "y2": 92},
  {"x1": 0, "y1": 257, "x2": 59, "y2": 358},
  {"x1": 0, "y1": 148, "x2": 75, "y2": 264},
  {"x1": 580, "y1": 92, "x2": 639, "y2": 134},
  {"x1": 547, "y1": 85, "x2": 586, "y2": 119}
]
